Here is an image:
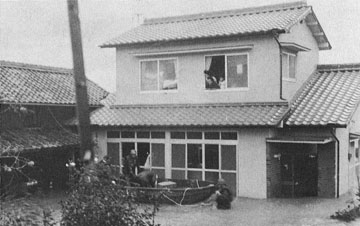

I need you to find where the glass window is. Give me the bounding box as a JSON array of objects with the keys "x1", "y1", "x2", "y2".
[
  {"x1": 221, "y1": 132, "x2": 237, "y2": 140},
  {"x1": 187, "y1": 132, "x2": 202, "y2": 139},
  {"x1": 151, "y1": 143, "x2": 165, "y2": 167},
  {"x1": 172, "y1": 144, "x2": 186, "y2": 168},
  {"x1": 151, "y1": 131, "x2": 165, "y2": 139},
  {"x1": 289, "y1": 55, "x2": 296, "y2": 79},
  {"x1": 159, "y1": 60, "x2": 177, "y2": 90},
  {"x1": 205, "y1": 172, "x2": 219, "y2": 183},
  {"x1": 188, "y1": 171, "x2": 202, "y2": 180},
  {"x1": 282, "y1": 52, "x2": 296, "y2": 80},
  {"x1": 205, "y1": 132, "x2": 219, "y2": 140},
  {"x1": 204, "y1": 54, "x2": 248, "y2": 90},
  {"x1": 140, "y1": 59, "x2": 177, "y2": 91},
  {"x1": 141, "y1": 61, "x2": 158, "y2": 91},
  {"x1": 227, "y1": 55, "x2": 248, "y2": 88},
  {"x1": 107, "y1": 143, "x2": 120, "y2": 165},
  {"x1": 137, "y1": 143, "x2": 150, "y2": 167},
  {"x1": 121, "y1": 131, "x2": 135, "y2": 138},
  {"x1": 171, "y1": 131, "x2": 185, "y2": 139},
  {"x1": 137, "y1": 131, "x2": 150, "y2": 138},
  {"x1": 172, "y1": 170, "x2": 185, "y2": 179},
  {"x1": 221, "y1": 145, "x2": 236, "y2": 170},
  {"x1": 205, "y1": 144, "x2": 219, "y2": 169},
  {"x1": 107, "y1": 131, "x2": 120, "y2": 138},
  {"x1": 187, "y1": 144, "x2": 202, "y2": 168}
]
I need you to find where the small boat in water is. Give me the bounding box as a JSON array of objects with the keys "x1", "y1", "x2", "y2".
[{"x1": 125, "y1": 179, "x2": 216, "y2": 205}]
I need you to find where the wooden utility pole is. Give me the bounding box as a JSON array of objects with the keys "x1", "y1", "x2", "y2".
[{"x1": 67, "y1": 0, "x2": 93, "y2": 164}]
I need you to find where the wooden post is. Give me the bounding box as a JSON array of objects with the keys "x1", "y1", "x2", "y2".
[{"x1": 67, "y1": 0, "x2": 93, "y2": 164}]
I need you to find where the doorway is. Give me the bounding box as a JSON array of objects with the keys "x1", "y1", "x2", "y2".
[{"x1": 281, "y1": 152, "x2": 318, "y2": 197}]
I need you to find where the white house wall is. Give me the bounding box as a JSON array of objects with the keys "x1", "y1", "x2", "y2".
[
  {"x1": 238, "y1": 128, "x2": 273, "y2": 199},
  {"x1": 336, "y1": 127, "x2": 350, "y2": 196},
  {"x1": 279, "y1": 21, "x2": 320, "y2": 100}
]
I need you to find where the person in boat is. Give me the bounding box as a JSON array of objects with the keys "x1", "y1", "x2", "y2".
[
  {"x1": 123, "y1": 149, "x2": 140, "y2": 180},
  {"x1": 131, "y1": 168, "x2": 156, "y2": 187},
  {"x1": 201, "y1": 178, "x2": 233, "y2": 209}
]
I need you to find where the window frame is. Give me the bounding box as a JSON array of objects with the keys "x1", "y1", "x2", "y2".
[
  {"x1": 203, "y1": 52, "x2": 250, "y2": 91},
  {"x1": 139, "y1": 57, "x2": 179, "y2": 93},
  {"x1": 281, "y1": 51, "x2": 297, "y2": 82},
  {"x1": 169, "y1": 131, "x2": 238, "y2": 180}
]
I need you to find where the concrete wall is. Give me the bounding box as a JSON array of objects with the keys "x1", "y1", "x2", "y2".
[
  {"x1": 349, "y1": 105, "x2": 360, "y2": 133},
  {"x1": 336, "y1": 127, "x2": 350, "y2": 196},
  {"x1": 279, "y1": 21, "x2": 319, "y2": 100},
  {"x1": 114, "y1": 21, "x2": 319, "y2": 105},
  {"x1": 238, "y1": 128, "x2": 274, "y2": 199},
  {"x1": 115, "y1": 35, "x2": 279, "y2": 105}
]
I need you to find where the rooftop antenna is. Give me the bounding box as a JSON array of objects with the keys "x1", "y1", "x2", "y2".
[{"x1": 132, "y1": 0, "x2": 146, "y2": 26}]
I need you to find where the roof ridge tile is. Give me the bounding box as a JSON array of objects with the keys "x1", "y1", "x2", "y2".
[
  {"x1": 144, "y1": 1, "x2": 308, "y2": 25},
  {"x1": 317, "y1": 63, "x2": 360, "y2": 72},
  {"x1": 0, "y1": 60, "x2": 72, "y2": 74}
]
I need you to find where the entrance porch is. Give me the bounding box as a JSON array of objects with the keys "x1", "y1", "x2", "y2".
[{"x1": 266, "y1": 137, "x2": 336, "y2": 198}]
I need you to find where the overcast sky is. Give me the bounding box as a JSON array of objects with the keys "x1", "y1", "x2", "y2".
[{"x1": 1, "y1": 0, "x2": 359, "y2": 92}]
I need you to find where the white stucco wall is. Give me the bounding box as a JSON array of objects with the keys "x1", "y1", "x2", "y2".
[
  {"x1": 336, "y1": 127, "x2": 350, "y2": 196},
  {"x1": 238, "y1": 128, "x2": 273, "y2": 199},
  {"x1": 279, "y1": 21, "x2": 319, "y2": 100},
  {"x1": 115, "y1": 35, "x2": 280, "y2": 105}
]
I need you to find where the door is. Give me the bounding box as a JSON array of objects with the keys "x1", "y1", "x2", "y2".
[{"x1": 281, "y1": 153, "x2": 318, "y2": 197}]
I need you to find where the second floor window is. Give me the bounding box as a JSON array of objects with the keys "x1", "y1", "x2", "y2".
[
  {"x1": 140, "y1": 59, "x2": 178, "y2": 92},
  {"x1": 282, "y1": 52, "x2": 296, "y2": 80},
  {"x1": 204, "y1": 53, "x2": 248, "y2": 90}
]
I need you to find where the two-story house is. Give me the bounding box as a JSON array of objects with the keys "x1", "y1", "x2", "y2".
[
  {"x1": 75, "y1": 1, "x2": 360, "y2": 199},
  {"x1": 0, "y1": 60, "x2": 108, "y2": 190}
]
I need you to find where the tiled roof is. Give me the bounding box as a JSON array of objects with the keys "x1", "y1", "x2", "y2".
[
  {"x1": 0, "y1": 61, "x2": 109, "y2": 106},
  {"x1": 102, "y1": 1, "x2": 330, "y2": 50},
  {"x1": 68, "y1": 94, "x2": 289, "y2": 127},
  {"x1": 286, "y1": 64, "x2": 360, "y2": 126},
  {"x1": 0, "y1": 128, "x2": 79, "y2": 154}
]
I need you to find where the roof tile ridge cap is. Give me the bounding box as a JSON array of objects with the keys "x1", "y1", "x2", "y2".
[
  {"x1": 317, "y1": 63, "x2": 360, "y2": 72},
  {"x1": 0, "y1": 60, "x2": 73, "y2": 74},
  {"x1": 143, "y1": 1, "x2": 308, "y2": 25},
  {"x1": 111, "y1": 102, "x2": 288, "y2": 109}
]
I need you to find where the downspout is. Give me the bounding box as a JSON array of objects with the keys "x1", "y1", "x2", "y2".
[
  {"x1": 330, "y1": 128, "x2": 340, "y2": 198},
  {"x1": 272, "y1": 30, "x2": 286, "y2": 101}
]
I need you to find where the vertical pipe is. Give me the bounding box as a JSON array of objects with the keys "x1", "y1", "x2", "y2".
[
  {"x1": 330, "y1": 129, "x2": 340, "y2": 198},
  {"x1": 272, "y1": 30, "x2": 286, "y2": 101}
]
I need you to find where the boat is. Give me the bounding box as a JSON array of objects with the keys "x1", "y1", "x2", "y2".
[{"x1": 125, "y1": 179, "x2": 216, "y2": 205}]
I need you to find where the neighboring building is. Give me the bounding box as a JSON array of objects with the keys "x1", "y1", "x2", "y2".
[
  {"x1": 0, "y1": 60, "x2": 108, "y2": 189},
  {"x1": 72, "y1": 1, "x2": 360, "y2": 198}
]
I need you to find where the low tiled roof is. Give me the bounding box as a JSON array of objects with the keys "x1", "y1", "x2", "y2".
[
  {"x1": 0, "y1": 128, "x2": 79, "y2": 154},
  {"x1": 68, "y1": 94, "x2": 289, "y2": 127},
  {"x1": 286, "y1": 64, "x2": 360, "y2": 126},
  {"x1": 0, "y1": 61, "x2": 108, "y2": 106},
  {"x1": 102, "y1": 1, "x2": 330, "y2": 50}
]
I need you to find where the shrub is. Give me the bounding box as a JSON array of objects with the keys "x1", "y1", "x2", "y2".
[
  {"x1": 60, "y1": 161, "x2": 159, "y2": 226},
  {"x1": 331, "y1": 187, "x2": 360, "y2": 222},
  {"x1": 0, "y1": 199, "x2": 56, "y2": 226}
]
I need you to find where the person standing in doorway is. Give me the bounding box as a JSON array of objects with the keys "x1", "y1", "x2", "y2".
[{"x1": 124, "y1": 149, "x2": 140, "y2": 180}]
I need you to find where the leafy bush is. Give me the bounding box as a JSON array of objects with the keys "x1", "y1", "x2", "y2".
[
  {"x1": 0, "y1": 199, "x2": 56, "y2": 226},
  {"x1": 60, "y1": 161, "x2": 159, "y2": 226},
  {"x1": 331, "y1": 187, "x2": 360, "y2": 222}
]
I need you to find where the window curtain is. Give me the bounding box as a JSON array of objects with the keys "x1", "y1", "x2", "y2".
[{"x1": 205, "y1": 56, "x2": 212, "y2": 71}]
